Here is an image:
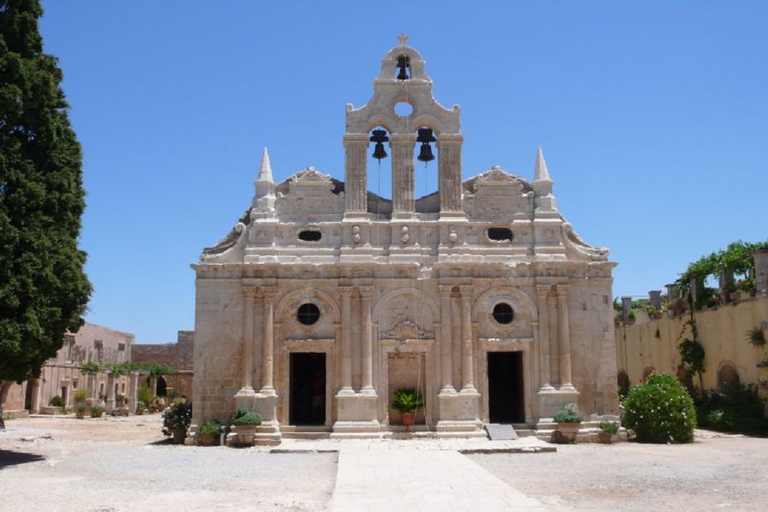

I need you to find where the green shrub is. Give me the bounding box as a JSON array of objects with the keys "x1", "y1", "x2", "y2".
[
  {"x1": 73, "y1": 389, "x2": 89, "y2": 402},
  {"x1": 695, "y1": 383, "x2": 767, "y2": 434},
  {"x1": 623, "y1": 373, "x2": 696, "y2": 444},
  {"x1": 231, "y1": 407, "x2": 261, "y2": 426},
  {"x1": 198, "y1": 421, "x2": 222, "y2": 436},
  {"x1": 137, "y1": 386, "x2": 153, "y2": 408},
  {"x1": 91, "y1": 405, "x2": 105, "y2": 418},
  {"x1": 599, "y1": 421, "x2": 619, "y2": 434},
  {"x1": 49, "y1": 396, "x2": 64, "y2": 407},
  {"x1": 554, "y1": 403, "x2": 583, "y2": 423},
  {"x1": 162, "y1": 401, "x2": 192, "y2": 436}
]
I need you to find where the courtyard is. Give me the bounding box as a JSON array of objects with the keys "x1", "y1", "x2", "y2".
[{"x1": 1, "y1": 415, "x2": 765, "y2": 511}]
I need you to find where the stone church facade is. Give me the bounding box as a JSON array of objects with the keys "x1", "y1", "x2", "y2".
[{"x1": 192, "y1": 36, "x2": 618, "y2": 441}]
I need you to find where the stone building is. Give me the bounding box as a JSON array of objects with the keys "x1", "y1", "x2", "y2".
[
  {"x1": 3, "y1": 322, "x2": 135, "y2": 416},
  {"x1": 132, "y1": 330, "x2": 194, "y2": 400},
  {"x1": 192, "y1": 36, "x2": 618, "y2": 441}
]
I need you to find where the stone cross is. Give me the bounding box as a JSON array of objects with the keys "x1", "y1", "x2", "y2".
[{"x1": 397, "y1": 33, "x2": 409, "y2": 46}]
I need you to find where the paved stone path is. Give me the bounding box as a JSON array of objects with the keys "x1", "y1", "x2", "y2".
[{"x1": 330, "y1": 448, "x2": 549, "y2": 511}]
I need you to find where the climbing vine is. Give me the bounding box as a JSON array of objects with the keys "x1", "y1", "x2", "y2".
[{"x1": 676, "y1": 317, "x2": 705, "y2": 391}]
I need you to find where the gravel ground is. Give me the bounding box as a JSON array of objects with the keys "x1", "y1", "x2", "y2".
[
  {"x1": 0, "y1": 415, "x2": 337, "y2": 512},
  {"x1": 468, "y1": 430, "x2": 768, "y2": 512},
  {"x1": 3, "y1": 416, "x2": 767, "y2": 512}
]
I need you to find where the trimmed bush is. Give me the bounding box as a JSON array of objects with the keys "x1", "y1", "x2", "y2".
[
  {"x1": 695, "y1": 383, "x2": 767, "y2": 434},
  {"x1": 623, "y1": 373, "x2": 696, "y2": 444}
]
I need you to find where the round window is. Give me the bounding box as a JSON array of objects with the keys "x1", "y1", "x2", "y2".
[
  {"x1": 297, "y1": 303, "x2": 321, "y2": 325},
  {"x1": 492, "y1": 303, "x2": 514, "y2": 324}
]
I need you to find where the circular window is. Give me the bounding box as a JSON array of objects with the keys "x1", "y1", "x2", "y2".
[
  {"x1": 394, "y1": 101, "x2": 413, "y2": 117},
  {"x1": 297, "y1": 303, "x2": 321, "y2": 325},
  {"x1": 492, "y1": 303, "x2": 514, "y2": 324}
]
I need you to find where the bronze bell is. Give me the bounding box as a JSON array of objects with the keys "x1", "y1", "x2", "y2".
[
  {"x1": 396, "y1": 55, "x2": 410, "y2": 80},
  {"x1": 417, "y1": 143, "x2": 435, "y2": 162},
  {"x1": 416, "y1": 127, "x2": 436, "y2": 162},
  {"x1": 370, "y1": 129, "x2": 389, "y2": 160}
]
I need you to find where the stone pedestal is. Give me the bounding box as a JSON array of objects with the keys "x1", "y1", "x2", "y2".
[
  {"x1": 253, "y1": 393, "x2": 281, "y2": 445},
  {"x1": 536, "y1": 387, "x2": 580, "y2": 422},
  {"x1": 435, "y1": 391, "x2": 484, "y2": 437},
  {"x1": 331, "y1": 393, "x2": 382, "y2": 438}
]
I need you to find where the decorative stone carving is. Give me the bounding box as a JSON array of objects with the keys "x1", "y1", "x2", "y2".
[{"x1": 384, "y1": 320, "x2": 435, "y2": 340}]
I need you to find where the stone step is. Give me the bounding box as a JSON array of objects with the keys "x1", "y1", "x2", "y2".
[{"x1": 485, "y1": 423, "x2": 519, "y2": 441}]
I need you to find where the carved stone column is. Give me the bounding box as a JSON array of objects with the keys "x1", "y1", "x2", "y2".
[
  {"x1": 438, "y1": 285, "x2": 456, "y2": 394},
  {"x1": 359, "y1": 286, "x2": 375, "y2": 394},
  {"x1": 236, "y1": 286, "x2": 258, "y2": 397},
  {"x1": 260, "y1": 286, "x2": 276, "y2": 396},
  {"x1": 339, "y1": 286, "x2": 354, "y2": 394},
  {"x1": 343, "y1": 134, "x2": 369, "y2": 216},
  {"x1": 556, "y1": 284, "x2": 575, "y2": 390},
  {"x1": 459, "y1": 285, "x2": 476, "y2": 393},
  {"x1": 536, "y1": 285, "x2": 554, "y2": 391},
  {"x1": 390, "y1": 133, "x2": 416, "y2": 216},
  {"x1": 436, "y1": 134, "x2": 464, "y2": 214}
]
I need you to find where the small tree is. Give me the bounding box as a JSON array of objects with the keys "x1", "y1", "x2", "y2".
[{"x1": 0, "y1": 0, "x2": 92, "y2": 429}]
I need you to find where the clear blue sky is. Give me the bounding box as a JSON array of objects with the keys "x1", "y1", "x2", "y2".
[{"x1": 38, "y1": 1, "x2": 767, "y2": 344}]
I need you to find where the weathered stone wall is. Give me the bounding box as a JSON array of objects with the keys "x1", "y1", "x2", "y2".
[{"x1": 617, "y1": 296, "x2": 768, "y2": 394}]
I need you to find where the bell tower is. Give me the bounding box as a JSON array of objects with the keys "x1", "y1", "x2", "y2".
[{"x1": 343, "y1": 34, "x2": 464, "y2": 221}]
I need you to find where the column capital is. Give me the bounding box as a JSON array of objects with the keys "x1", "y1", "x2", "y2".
[
  {"x1": 339, "y1": 285, "x2": 354, "y2": 297},
  {"x1": 243, "y1": 285, "x2": 259, "y2": 300},
  {"x1": 343, "y1": 133, "x2": 370, "y2": 143},
  {"x1": 262, "y1": 286, "x2": 276, "y2": 300},
  {"x1": 358, "y1": 285, "x2": 373, "y2": 299},
  {"x1": 390, "y1": 133, "x2": 416, "y2": 144},
  {"x1": 459, "y1": 285, "x2": 473, "y2": 297},
  {"x1": 555, "y1": 284, "x2": 570, "y2": 297},
  {"x1": 535, "y1": 285, "x2": 552, "y2": 297},
  {"x1": 438, "y1": 285, "x2": 454, "y2": 298}
]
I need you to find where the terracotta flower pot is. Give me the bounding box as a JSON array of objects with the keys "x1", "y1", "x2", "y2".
[
  {"x1": 557, "y1": 422, "x2": 580, "y2": 443},
  {"x1": 198, "y1": 434, "x2": 217, "y2": 446},
  {"x1": 598, "y1": 431, "x2": 612, "y2": 444},
  {"x1": 401, "y1": 412, "x2": 415, "y2": 427}
]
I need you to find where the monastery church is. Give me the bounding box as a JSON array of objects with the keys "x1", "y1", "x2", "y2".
[{"x1": 192, "y1": 36, "x2": 619, "y2": 441}]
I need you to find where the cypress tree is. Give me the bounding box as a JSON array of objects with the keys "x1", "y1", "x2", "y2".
[{"x1": 0, "y1": 0, "x2": 92, "y2": 428}]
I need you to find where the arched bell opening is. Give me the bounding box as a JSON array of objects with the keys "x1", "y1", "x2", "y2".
[
  {"x1": 396, "y1": 54, "x2": 411, "y2": 80},
  {"x1": 413, "y1": 126, "x2": 438, "y2": 211},
  {"x1": 367, "y1": 125, "x2": 393, "y2": 216}
]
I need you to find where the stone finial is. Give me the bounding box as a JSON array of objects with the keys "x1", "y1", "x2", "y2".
[
  {"x1": 648, "y1": 291, "x2": 662, "y2": 309},
  {"x1": 533, "y1": 147, "x2": 552, "y2": 184},
  {"x1": 252, "y1": 147, "x2": 276, "y2": 216},
  {"x1": 397, "y1": 33, "x2": 409, "y2": 46},
  {"x1": 257, "y1": 147, "x2": 274, "y2": 184}
]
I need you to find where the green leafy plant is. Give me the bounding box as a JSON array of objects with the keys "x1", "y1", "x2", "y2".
[
  {"x1": 553, "y1": 403, "x2": 583, "y2": 423},
  {"x1": 162, "y1": 401, "x2": 192, "y2": 436},
  {"x1": 137, "y1": 386, "x2": 153, "y2": 408},
  {"x1": 198, "y1": 421, "x2": 222, "y2": 437},
  {"x1": 231, "y1": 407, "x2": 261, "y2": 426},
  {"x1": 694, "y1": 383, "x2": 767, "y2": 433},
  {"x1": 115, "y1": 394, "x2": 128, "y2": 405},
  {"x1": 677, "y1": 319, "x2": 705, "y2": 391},
  {"x1": 599, "y1": 421, "x2": 619, "y2": 434},
  {"x1": 746, "y1": 327, "x2": 766, "y2": 347},
  {"x1": 136, "y1": 400, "x2": 146, "y2": 412},
  {"x1": 49, "y1": 396, "x2": 64, "y2": 407},
  {"x1": 390, "y1": 388, "x2": 424, "y2": 414},
  {"x1": 623, "y1": 373, "x2": 696, "y2": 444},
  {"x1": 73, "y1": 389, "x2": 89, "y2": 402},
  {"x1": 80, "y1": 361, "x2": 100, "y2": 374},
  {"x1": 90, "y1": 405, "x2": 105, "y2": 418}
]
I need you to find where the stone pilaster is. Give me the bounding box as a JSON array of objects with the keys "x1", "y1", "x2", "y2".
[
  {"x1": 390, "y1": 133, "x2": 416, "y2": 217},
  {"x1": 556, "y1": 284, "x2": 576, "y2": 391},
  {"x1": 343, "y1": 134, "x2": 369, "y2": 216},
  {"x1": 359, "y1": 286, "x2": 375, "y2": 394},
  {"x1": 236, "y1": 286, "x2": 258, "y2": 399},
  {"x1": 438, "y1": 285, "x2": 456, "y2": 395},
  {"x1": 436, "y1": 134, "x2": 464, "y2": 215},
  {"x1": 339, "y1": 286, "x2": 354, "y2": 394},
  {"x1": 459, "y1": 285, "x2": 476, "y2": 393},
  {"x1": 536, "y1": 285, "x2": 553, "y2": 391},
  {"x1": 753, "y1": 250, "x2": 768, "y2": 295},
  {"x1": 259, "y1": 286, "x2": 276, "y2": 396}
]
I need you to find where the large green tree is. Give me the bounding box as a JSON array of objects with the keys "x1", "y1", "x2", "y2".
[{"x1": 0, "y1": 0, "x2": 92, "y2": 428}]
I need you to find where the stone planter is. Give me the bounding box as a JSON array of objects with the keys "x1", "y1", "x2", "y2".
[
  {"x1": 598, "y1": 431, "x2": 613, "y2": 444},
  {"x1": 556, "y1": 422, "x2": 580, "y2": 443},
  {"x1": 231, "y1": 425, "x2": 256, "y2": 446}
]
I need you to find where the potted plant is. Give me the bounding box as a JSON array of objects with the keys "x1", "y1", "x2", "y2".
[
  {"x1": 115, "y1": 394, "x2": 130, "y2": 416},
  {"x1": 553, "y1": 403, "x2": 583, "y2": 443},
  {"x1": 76, "y1": 404, "x2": 87, "y2": 419},
  {"x1": 598, "y1": 421, "x2": 618, "y2": 444},
  {"x1": 135, "y1": 400, "x2": 146, "y2": 415},
  {"x1": 390, "y1": 388, "x2": 424, "y2": 428},
  {"x1": 73, "y1": 389, "x2": 89, "y2": 419},
  {"x1": 230, "y1": 407, "x2": 261, "y2": 446},
  {"x1": 197, "y1": 421, "x2": 222, "y2": 446},
  {"x1": 746, "y1": 327, "x2": 766, "y2": 347},
  {"x1": 162, "y1": 400, "x2": 192, "y2": 444},
  {"x1": 91, "y1": 405, "x2": 105, "y2": 418}
]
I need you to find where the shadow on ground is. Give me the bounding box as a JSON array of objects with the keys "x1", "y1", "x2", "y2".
[{"x1": 0, "y1": 449, "x2": 45, "y2": 469}]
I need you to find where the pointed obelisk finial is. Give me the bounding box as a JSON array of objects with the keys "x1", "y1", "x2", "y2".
[
  {"x1": 533, "y1": 146, "x2": 552, "y2": 183},
  {"x1": 252, "y1": 147, "x2": 276, "y2": 217},
  {"x1": 257, "y1": 147, "x2": 274, "y2": 184}
]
